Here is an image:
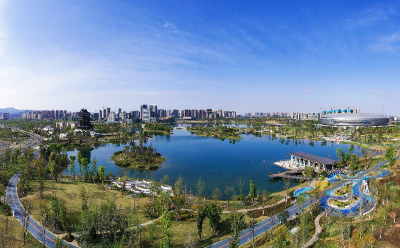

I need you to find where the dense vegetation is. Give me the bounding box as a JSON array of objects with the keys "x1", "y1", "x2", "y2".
[
  {"x1": 144, "y1": 122, "x2": 173, "y2": 133},
  {"x1": 187, "y1": 125, "x2": 243, "y2": 140},
  {"x1": 0, "y1": 127, "x2": 29, "y2": 141},
  {"x1": 111, "y1": 143, "x2": 164, "y2": 169}
]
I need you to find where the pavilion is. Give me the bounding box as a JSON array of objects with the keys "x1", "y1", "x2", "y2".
[{"x1": 288, "y1": 151, "x2": 336, "y2": 171}]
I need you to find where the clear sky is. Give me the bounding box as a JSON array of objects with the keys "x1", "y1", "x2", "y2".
[{"x1": 0, "y1": 0, "x2": 399, "y2": 114}]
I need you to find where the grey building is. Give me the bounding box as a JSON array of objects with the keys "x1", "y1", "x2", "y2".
[
  {"x1": 320, "y1": 113, "x2": 389, "y2": 126},
  {"x1": 141, "y1": 104, "x2": 157, "y2": 122}
]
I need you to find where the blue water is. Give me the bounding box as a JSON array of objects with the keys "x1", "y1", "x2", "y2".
[{"x1": 64, "y1": 129, "x2": 362, "y2": 197}]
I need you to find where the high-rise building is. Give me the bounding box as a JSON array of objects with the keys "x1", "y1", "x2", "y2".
[
  {"x1": 106, "y1": 107, "x2": 111, "y2": 117},
  {"x1": 92, "y1": 113, "x2": 99, "y2": 121},
  {"x1": 108, "y1": 112, "x2": 116, "y2": 122},
  {"x1": 76, "y1": 109, "x2": 93, "y2": 130},
  {"x1": 118, "y1": 108, "x2": 121, "y2": 113},
  {"x1": 197, "y1": 109, "x2": 205, "y2": 119},
  {"x1": 181, "y1": 109, "x2": 192, "y2": 118},
  {"x1": 158, "y1": 109, "x2": 166, "y2": 118},
  {"x1": 130, "y1": 111, "x2": 140, "y2": 119},
  {"x1": 2, "y1": 113, "x2": 10, "y2": 120},
  {"x1": 166, "y1": 110, "x2": 173, "y2": 117},
  {"x1": 141, "y1": 104, "x2": 157, "y2": 122},
  {"x1": 172, "y1": 109, "x2": 179, "y2": 117},
  {"x1": 206, "y1": 108, "x2": 213, "y2": 118}
]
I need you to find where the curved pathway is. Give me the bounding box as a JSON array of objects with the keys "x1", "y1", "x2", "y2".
[
  {"x1": 302, "y1": 210, "x2": 325, "y2": 248},
  {"x1": 7, "y1": 172, "x2": 79, "y2": 248}
]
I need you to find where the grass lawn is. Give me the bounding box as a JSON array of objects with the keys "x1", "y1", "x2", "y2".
[
  {"x1": 20, "y1": 179, "x2": 152, "y2": 229},
  {"x1": 0, "y1": 214, "x2": 42, "y2": 248}
]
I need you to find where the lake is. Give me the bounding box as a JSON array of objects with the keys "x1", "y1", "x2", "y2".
[{"x1": 65, "y1": 129, "x2": 362, "y2": 197}]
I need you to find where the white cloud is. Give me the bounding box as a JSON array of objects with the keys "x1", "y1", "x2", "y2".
[
  {"x1": 346, "y1": 4, "x2": 398, "y2": 28},
  {"x1": 163, "y1": 21, "x2": 178, "y2": 33},
  {"x1": 369, "y1": 31, "x2": 400, "y2": 52},
  {"x1": 301, "y1": 89, "x2": 314, "y2": 94},
  {"x1": 368, "y1": 89, "x2": 384, "y2": 94}
]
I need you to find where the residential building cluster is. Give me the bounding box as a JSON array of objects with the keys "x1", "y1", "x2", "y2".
[
  {"x1": 22, "y1": 110, "x2": 72, "y2": 120},
  {"x1": 94, "y1": 104, "x2": 237, "y2": 123},
  {"x1": 243, "y1": 112, "x2": 291, "y2": 118}
]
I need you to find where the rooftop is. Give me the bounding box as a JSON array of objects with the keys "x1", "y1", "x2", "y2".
[{"x1": 289, "y1": 151, "x2": 336, "y2": 165}]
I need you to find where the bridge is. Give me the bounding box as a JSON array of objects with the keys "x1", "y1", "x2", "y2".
[
  {"x1": 269, "y1": 170, "x2": 313, "y2": 181},
  {"x1": 173, "y1": 127, "x2": 187, "y2": 130}
]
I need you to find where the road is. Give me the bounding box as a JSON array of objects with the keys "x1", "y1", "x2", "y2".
[
  {"x1": 207, "y1": 197, "x2": 315, "y2": 248},
  {"x1": 7, "y1": 172, "x2": 79, "y2": 248}
]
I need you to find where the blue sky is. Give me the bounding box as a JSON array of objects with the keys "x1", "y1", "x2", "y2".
[{"x1": 0, "y1": 0, "x2": 399, "y2": 114}]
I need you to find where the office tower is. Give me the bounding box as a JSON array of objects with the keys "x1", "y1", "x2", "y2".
[
  {"x1": 141, "y1": 104, "x2": 157, "y2": 122},
  {"x1": 108, "y1": 112, "x2": 116, "y2": 122}
]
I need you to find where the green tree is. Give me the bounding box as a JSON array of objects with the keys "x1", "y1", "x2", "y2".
[
  {"x1": 224, "y1": 186, "x2": 235, "y2": 209},
  {"x1": 98, "y1": 165, "x2": 105, "y2": 190},
  {"x1": 336, "y1": 148, "x2": 345, "y2": 166},
  {"x1": 278, "y1": 210, "x2": 290, "y2": 227},
  {"x1": 212, "y1": 187, "x2": 222, "y2": 202},
  {"x1": 35, "y1": 160, "x2": 45, "y2": 198},
  {"x1": 249, "y1": 180, "x2": 256, "y2": 204},
  {"x1": 80, "y1": 186, "x2": 88, "y2": 211},
  {"x1": 304, "y1": 166, "x2": 316, "y2": 178},
  {"x1": 60, "y1": 209, "x2": 77, "y2": 242},
  {"x1": 196, "y1": 206, "x2": 207, "y2": 242},
  {"x1": 54, "y1": 237, "x2": 68, "y2": 248},
  {"x1": 91, "y1": 157, "x2": 98, "y2": 182},
  {"x1": 81, "y1": 158, "x2": 89, "y2": 181},
  {"x1": 77, "y1": 151, "x2": 83, "y2": 176},
  {"x1": 174, "y1": 176, "x2": 184, "y2": 220},
  {"x1": 228, "y1": 212, "x2": 245, "y2": 248},
  {"x1": 160, "y1": 211, "x2": 172, "y2": 248},
  {"x1": 50, "y1": 196, "x2": 63, "y2": 232},
  {"x1": 206, "y1": 202, "x2": 222, "y2": 236},
  {"x1": 69, "y1": 155, "x2": 76, "y2": 181},
  {"x1": 385, "y1": 147, "x2": 396, "y2": 167},
  {"x1": 350, "y1": 162, "x2": 358, "y2": 174},
  {"x1": 197, "y1": 176, "x2": 205, "y2": 205}
]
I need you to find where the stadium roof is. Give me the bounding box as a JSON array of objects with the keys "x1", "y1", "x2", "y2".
[{"x1": 289, "y1": 151, "x2": 336, "y2": 165}]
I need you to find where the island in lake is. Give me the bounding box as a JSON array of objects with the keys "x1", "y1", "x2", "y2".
[{"x1": 111, "y1": 142, "x2": 165, "y2": 170}]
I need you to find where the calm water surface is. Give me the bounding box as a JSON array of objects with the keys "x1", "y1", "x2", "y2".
[{"x1": 65, "y1": 130, "x2": 362, "y2": 197}]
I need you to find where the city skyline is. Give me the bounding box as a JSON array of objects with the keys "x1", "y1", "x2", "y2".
[{"x1": 1, "y1": 1, "x2": 400, "y2": 114}]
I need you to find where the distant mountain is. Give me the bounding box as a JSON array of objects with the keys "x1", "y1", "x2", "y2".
[{"x1": 0, "y1": 107, "x2": 33, "y2": 114}]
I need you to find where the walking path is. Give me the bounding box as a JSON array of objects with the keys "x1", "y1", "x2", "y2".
[
  {"x1": 207, "y1": 198, "x2": 316, "y2": 248},
  {"x1": 222, "y1": 198, "x2": 286, "y2": 214},
  {"x1": 7, "y1": 172, "x2": 79, "y2": 248},
  {"x1": 302, "y1": 210, "x2": 325, "y2": 248}
]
